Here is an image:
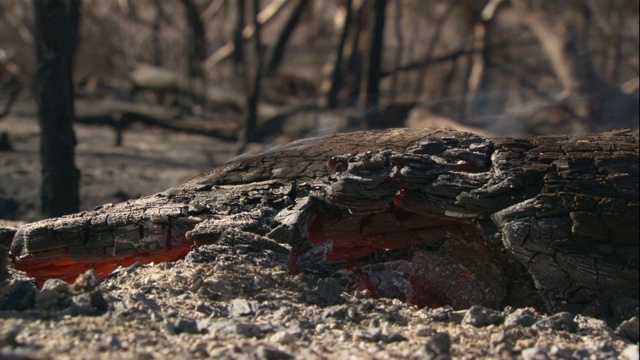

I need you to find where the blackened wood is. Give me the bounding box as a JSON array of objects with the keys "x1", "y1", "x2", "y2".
[
  {"x1": 33, "y1": 0, "x2": 81, "y2": 217},
  {"x1": 8, "y1": 128, "x2": 639, "y2": 313}
]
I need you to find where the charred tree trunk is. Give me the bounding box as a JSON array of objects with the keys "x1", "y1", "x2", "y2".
[
  {"x1": 264, "y1": 0, "x2": 309, "y2": 77},
  {"x1": 181, "y1": 0, "x2": 207, "y2": 109},
  {"x1": 327, "y1": 0, "x2": 353, "y2": 109},
  {"x1": 342, "y1": 1, "x2": 367, "y2": 107},
  {"x1": 32, "y1": 0, "x2": 81, "y2": 218},
  {"x1": 8, "y1": 128, "x2": 638, "y2": 320},
  {"x1": 361, "y1": 0, "x2": 387, "y2": 129},
  {"x1": 463, "y1": 0, "x2": 503, "y2": 123},
  {"x1": 181, "y1": 0, "x2": 207, "y2": 80},
  {"x1": 238, "y1": 0, "x2": 263, "y2": 153},
  {"x1": 232, "y1": 0, "x2": 246, "y2": 66},
  {"x1": 388, "y1": 0, "x2": 403, "y2": 101},
  {"x1": 151, "y1": 0, "x2": 163, "y2": 67}
]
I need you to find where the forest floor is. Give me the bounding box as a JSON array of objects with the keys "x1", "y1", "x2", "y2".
[{"x1": 0, "y1": 111, "x2": 638, "y2": 359}]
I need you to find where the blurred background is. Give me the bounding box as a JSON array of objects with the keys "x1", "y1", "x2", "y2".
[{"x1": 0, "y1": 0, "x2": 638, "y2": 221}]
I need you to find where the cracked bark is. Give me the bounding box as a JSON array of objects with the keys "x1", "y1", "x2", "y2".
[{"x1": 6, "y1": 128, "x2": 639, "y2": 313}]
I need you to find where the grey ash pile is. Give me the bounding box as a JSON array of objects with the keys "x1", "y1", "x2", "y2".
[{"x1": 1, "y1": 233, "x2": 638, "y2": 359}]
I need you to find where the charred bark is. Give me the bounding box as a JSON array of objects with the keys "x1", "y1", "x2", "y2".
[
  {"x1": 33, "y1": 0, "x2": 81, "y2": 217},
  {"x1": 327, "y1": 0, "x2": 353, "y2": 109},
  {"x1": 238, "y1": 0, "x2": 263, "y2": 152},
  {"x1": 361, "y1": 0, "x2": 387, "y2": 129},
  {"x1": 7, "y1": 129, "x2": 639, "y2": 316}
]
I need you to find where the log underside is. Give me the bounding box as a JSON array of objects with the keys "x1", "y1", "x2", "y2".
[{"x1": 6, "y1": 128, "x2": 639, "y2": 314}]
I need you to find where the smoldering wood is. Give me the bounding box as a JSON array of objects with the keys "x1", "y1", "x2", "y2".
[{"x1": 5, "y1": 128, "x2": 639, "y2": 314}]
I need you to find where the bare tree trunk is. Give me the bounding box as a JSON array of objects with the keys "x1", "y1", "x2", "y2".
[
  {"x1": 32, "y1": 0, "x2": 81, "y2": 218},
  {"x1": 264, "y1": 0, "x2": 309, "y2": 77},
  {"x1": 238, "y1": 0, "x2": 263, "y2": 153},
  {"x1": 413, "y1": 1, "x2": 458, "y2": 98},
  {"x1": 327, "y1": 0, "x2": 353, "y2": 109},
  {"x1": 151, "y1": 0, "x2": 163, "y2": 67},
  {"x1": 388, "y1": 0, "x2": 403, "y2": 101},
  {"x1": 342, "y1": 1, "x2": 367, "y2": 107},
  {"x1": 181, "y1": 0, "x2": 206, "y2": 80},
  {"x1": 232, "y1": 0, "x2": 246, "y2": 66},
  {"x1": 181, "y1": 0, "x2": 207, "y2": 110},
  {"x1": 361, "y1": 0, "x2": 387, "y2": 129},
  {"x1": 463, "y1": 0, "x2": 503, "y2": 122}
]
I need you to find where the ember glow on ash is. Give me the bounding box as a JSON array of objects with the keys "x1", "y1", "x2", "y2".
[{"x1": 11, "y1": 205, "x2": 505, "y2": 309}]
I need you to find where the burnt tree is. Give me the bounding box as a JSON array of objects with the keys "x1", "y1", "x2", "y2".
[
  {"x1": 181, "y1": 0, "x2": 207, "y2": 80},
  {"x1": 32, "y1": 0, "x2": 81, "y2": 217},
  {"x1": 361, "y1": 0, "x2": 387, "y2": 129},
  {"x1": 237, "y1": 0, "x2": 263, "y2": 153},
  {"x1": 327, "y1": 0, "x2": 353, "y2": 109},
  {"x1": 232, "y1": 0, "x2": 246, "y2": 66},
  {"x1": 180, "y1": 0, "x2": 208, "y2": 110}
]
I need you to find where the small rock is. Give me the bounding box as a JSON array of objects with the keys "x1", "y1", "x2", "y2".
[
  {"x1": 584, "y1": 340, "x2": 617, "y2": 359},
  {"x1": 616, "y1": 317, "x2": 639, "y2": 343},
  {"x1": 322, "y1": 304, "x2": 359, "y2": 322},
  {"x1": 355, "y1": 326, "x2": 406, "y2": 343},
  {"x1": 415, "y1": 325, "x2": 433, "y2": 337},
  {"x1": 98, "y1": 334, "x2": 122, "y2": 351},
  {"x1": 548, "y1": 345, "x2": 574, "y2": 359},
  {"x1": 424, "y1": 333, "x2": 451, "y2": 357},
  {"x1": 429, "y1": 306, "x2": 464, "y2": 324},
  {"x1": 252, "y1": 345, "x2": 294, "y2": 360},
  {"x1": 620, "y1": 345, "x2": 639, "y2": 360},
  {"x1": 521, "y1": 347, "x2": 549, "y2": 360},
  {"x1": 493, "y1": 343, "x2": 514, "y2": 358},
  {"x1": 449, "y1": 310, "x2": 466, "y2": 324},
  {"x1": 272, "y1": 307, "x2": 291, "y2": 321},
  {"x1": 462, "y1": 305, "x2": 504, "y2": 327},
  {"x1": 36, "y1": 278, "x2": 71, "y2": 310},
  {"x1": 355, "y1": 327, "x2": 383, "y2": 342},
  {"x1": 0, "y1": 325, "x2": 20, "y2": 347},
  {"x1": 270, "y1": 330, "x2": 296, "y2": 345},
  {"x1": 69, "y1": 290, "x2": 107, "y2": 316},
  {"x1": 390, "y1": 311, "x2": 408, "y2": 326},
  {"x1": 230, "y1": 298, "x2": 255, "y2": 317},
  {"x1": 174, "y1": 318, "x2": 200, "y2": 334},
  {"x1": 574, "y1": 314, "x2": 613, "y2": 335},
  {"x1": 234, "y1": 322, "x2": 262, "y2": 338},
  {"x1": 383, "y1": 332, "x2": 407, "y2": 343},
  {"x1": 533, "y1": 312, "x2": 577, "y2": 333},
  {"x1": 430, "y1": 306, "x2": 453, "y2": 322},
  {"x1": 195, "y1": 302, "x2": 211, "y2": 314},
  {"x1": 0, "y1": 277, "x2": 37, "y2": 311},
  {"x1": 504, "y1": 307, "x2": 538, "y2": 327},
  {"x1": 71, "y1": 269, "x2": 101, "y2": 292},
  {"x1": 0, "y1": 240, "x2": 11, "y2": 284},
  {"x1": 308, "y1": 277, "x2": 343, "y2": 307}
]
